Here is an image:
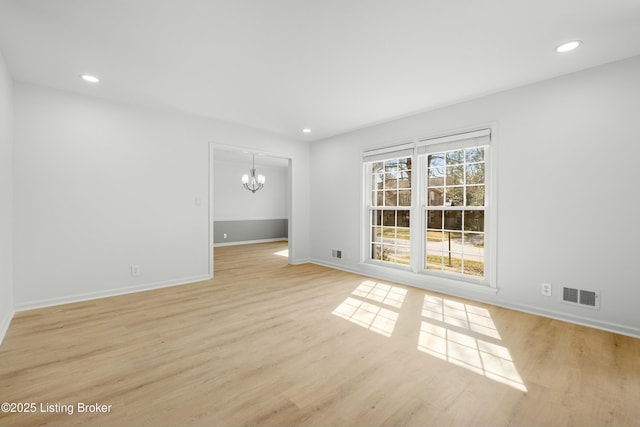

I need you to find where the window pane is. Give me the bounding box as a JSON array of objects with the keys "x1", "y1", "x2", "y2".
[
  {"x1": 398, "y1": 171, "x2": 411, "y2": 188},
  {"x1": 373, "y1": 172, "x2": 384, "y2": 189},
  {"x1": 382, "y1": 227, "x2": 396, "y2": 241},
  {"x1": 426, "y1": 230, "x2": 444, "y2": 245},
  {"x1": 398, "y1": 157, "x2": 412, "y2": 170},
  {"x1": 464, "y1": 210, "x2": 484, "y2": 232},
  {"x1": 426, "y1": 231, "x2": 443, "y2": 262},
  {"x1": 428, "y1": 187, "x2": 444, "y2": 206},
  {"x1": 428, "y1": 153, "x2": 445, "y2": 167},
  {"x1": 426, "y1": 231, "x2": 465, "y2": 274},
  {"x1": 383, "y1": 210, "x2": 396, "y2": 226},
  {"x1": 372, "y1": 244, "x2": 383, "y2": 260},
  {"x1": 381, "y1": 245, "x2": 395, "y2": 262},
  {"x1": 385, "y1": 172, "x2": 397, "y2": 183},
  {"x1": 447, "y1": 231, "x2": 463, "y2": 247},
  {"x1": 398, "y1": 190, "x2": 411, "y2": 206},
  {"x1": 371, "y1": 227, "x2": 383, "y2": 243},
  {"x1": 463, "y1": 254, "x2": 484, "y2": 277},
  {"x1": 445, "y1": 187, "x2": 463, "y2": 206},
  {"x1": 384, "y1": 159, "x2": 398, "y2": 171},
  {"x1": 426, "y1": 254, "x2": 442, "y2": 271},
  {"x1": 466, "y1": 185, "x2": 485, "y2": 206},
  {"x1": 395, "y1": 245, "x2": 411, "y2": 265},
  {"x1": 444, "y1": 232, "x2": 463, "y2": 260},
  {"x1": 463, "y1": 232, "x2": 484, "y2": 256},
  {"x1": 446, "y1": 165, "x2": 464, "y2": 185},
  {"x1": 397, "y1": 210, "x2": 410, "y2": 228},
  {"x1": 427, "y1": 210, "x2": 442, "y2": 229},
  {"x1": 465, "y1": 147, "x2": 485, "y2": 163},
  {"x1": 466, "y1": 163, "x2": 485, "y2": 184},
  {"x1": 385, "y1": 190, "x2": 398, "y2": 206},
  {"x1": 444, "y1": 210, "x2": 463, "y2": 230},
  {"x1": 442, "y1": 252, "x2": 463, "y2": 274},
  {"x1": 376, "y1": 191, "x2": 384, "y2": 206},
  {"x1": 397, "y1": 227, "x2": 410, "y2": 243},
  {"x1": 446, "y1": 150, "x2": 464, "y2": 165},
  {"x1": 428, "y1": 167, "x2": 445, "y2": 187},
  {"x1": 372, "y1": 162, "x2": 384, "y2": 173},
  {"x1": 372, "y1": 210, "x2": 382, "y2": 226}
]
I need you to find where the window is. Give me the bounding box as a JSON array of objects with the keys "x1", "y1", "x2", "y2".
[
  {"x1": 425, "y1": 146, "x2": 486, "y2": 278},
  {"x1": 369, "y1": 156, "x2": 412, "y2": 266},
  {"x1": 363, "y1": 129, "x2": 493, "y2": 286}
]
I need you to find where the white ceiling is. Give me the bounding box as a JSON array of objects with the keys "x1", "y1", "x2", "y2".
[
  {"x1": 1, "y1": 0, "x2": 639, "y2": 142},
  {"x1": 214, "y1": 148, "x2": 289, "y2": 168}
]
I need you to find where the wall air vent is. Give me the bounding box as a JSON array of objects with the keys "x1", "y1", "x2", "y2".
[
  {"x1": 562, "y1": 286, "x2": 600, "y2": 310},
  {"x1": 563, "y1": 287, "x2": 578, "y2": 303}
]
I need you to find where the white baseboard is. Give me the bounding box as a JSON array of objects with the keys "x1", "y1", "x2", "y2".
[
  {"x1": 14, "y1": 275, "x2": 211, "y2": 312},
  {"x1": 311, "y1": 258, "x2": 498, "y2": 297},
  {"x1": 0, "y1": 306, "x2": 15, "y2": 346},
  {"x1": 214, "y1": 238, "x2": 288, "y2": 247},
  {"x1": 497, "y1": 301, "x2": 640, "y2": 339},
  {"x1": 305, "y1": 259, "x2": 362, "y2": 279},
  {"x1": 308, "y1": 258, "x2": 640, "y2": 339},
  {"x1": 289, "y1": 258, "x2": 311, "y2": 266}
]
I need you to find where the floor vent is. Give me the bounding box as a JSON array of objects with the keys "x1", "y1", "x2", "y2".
[
  {"x1": 331, "y1": 249, "x2": 342, "y2": 259},
  {"x1": 562, "y1": 286, "x2": 600, "y2": 310}
]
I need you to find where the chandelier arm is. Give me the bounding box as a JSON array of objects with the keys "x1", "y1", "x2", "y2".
[{"x1": 241, "y1": 154, "x2": 265, "y2": 193}]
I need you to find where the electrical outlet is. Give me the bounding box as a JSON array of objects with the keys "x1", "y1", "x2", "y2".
[
  {"x1": 131, "y1": 265, "x2": 141, "y2": 277},
  {"x1": 223, "y1": 233, "x2": 228, "y2": 239},
  {"x1": 541, "y1": 283, "x2": 552, "y2": 297}
]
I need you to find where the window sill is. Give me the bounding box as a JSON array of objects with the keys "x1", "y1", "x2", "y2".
[
  {"x1": 364, "y1": 259, "x2": 413, "y2": 272},
  {"x1": 358, "y1": 261, "x2": 498, "y2": 297}
]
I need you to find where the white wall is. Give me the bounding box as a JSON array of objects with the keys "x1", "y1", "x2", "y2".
[
  {"x1": 0, "y1": 50, "x2": 14, "y2": 342},
  {"x1": 213, "y1": 159, "x2": 287, "y2": 221},
  {"x1": 13, "y1": 82, "x2": 309, "y2": 308},
  {"x1": 310, "y1": 55, "x2": 640, "y2": 337}
]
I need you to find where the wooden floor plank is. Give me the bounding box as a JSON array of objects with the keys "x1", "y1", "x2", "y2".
[{"x1": 0, "y1": 241, "x2": 639, "y2": 426}]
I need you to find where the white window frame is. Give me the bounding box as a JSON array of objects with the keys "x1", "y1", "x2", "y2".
[
  {"x1": 417, "y1": 129, "x2": 494, "y2": 286},
  {"x1": 361, "y1": 127, "x2": 497, "y2": 288},
  {"x1": 362, "y1": 143, "x2": 415, "y2": 271}
]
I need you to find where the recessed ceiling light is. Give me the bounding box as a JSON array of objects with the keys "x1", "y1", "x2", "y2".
[
  {"x1": 80, "y1": 74, "x2": 100, "y2": 83},
  {"x1": 555, "y1": 40, "x2": 582, "y2": 53},
  {"x1": 302, "y1": 128, "x2": 311, "y2": 133}
]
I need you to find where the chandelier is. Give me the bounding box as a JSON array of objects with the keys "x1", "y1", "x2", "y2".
[{"x1": 241, "y1": 154, "x2": 265, "y2": 193}]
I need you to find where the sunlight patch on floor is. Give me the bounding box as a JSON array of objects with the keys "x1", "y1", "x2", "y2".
[
  {"x1": 274, "y1": 249, "x2": 289, "y2": 257},
  {"x1": 422, "y1": 295, "x2": 501, "y2": 339},
  {"x1": 418, "y1": 295, "x2": 527, "y2": 392},
  {"x1": 332, "y1": 281, "x2": 407, "y2": 337},
  {"x1": 351, "y1": 280, "x2": 407, "y2": 308}
]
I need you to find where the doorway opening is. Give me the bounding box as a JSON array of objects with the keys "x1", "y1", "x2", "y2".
[{"x1": 208, "y1": 143, "x2": 293, "y2": 276}]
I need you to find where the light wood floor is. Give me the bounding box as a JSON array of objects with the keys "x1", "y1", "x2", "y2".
[{"x1": 1, "y1": 241, "x2": 639, "y2": 427}]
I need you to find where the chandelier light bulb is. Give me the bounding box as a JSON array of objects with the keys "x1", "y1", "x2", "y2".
[{"x1": 241, "y1": 154, "x2": 265, "y2": 193}]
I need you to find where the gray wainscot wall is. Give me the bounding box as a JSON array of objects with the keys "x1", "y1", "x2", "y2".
[{"x1": 214, "y1": 219, "x2": 288, "y2": 244}]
